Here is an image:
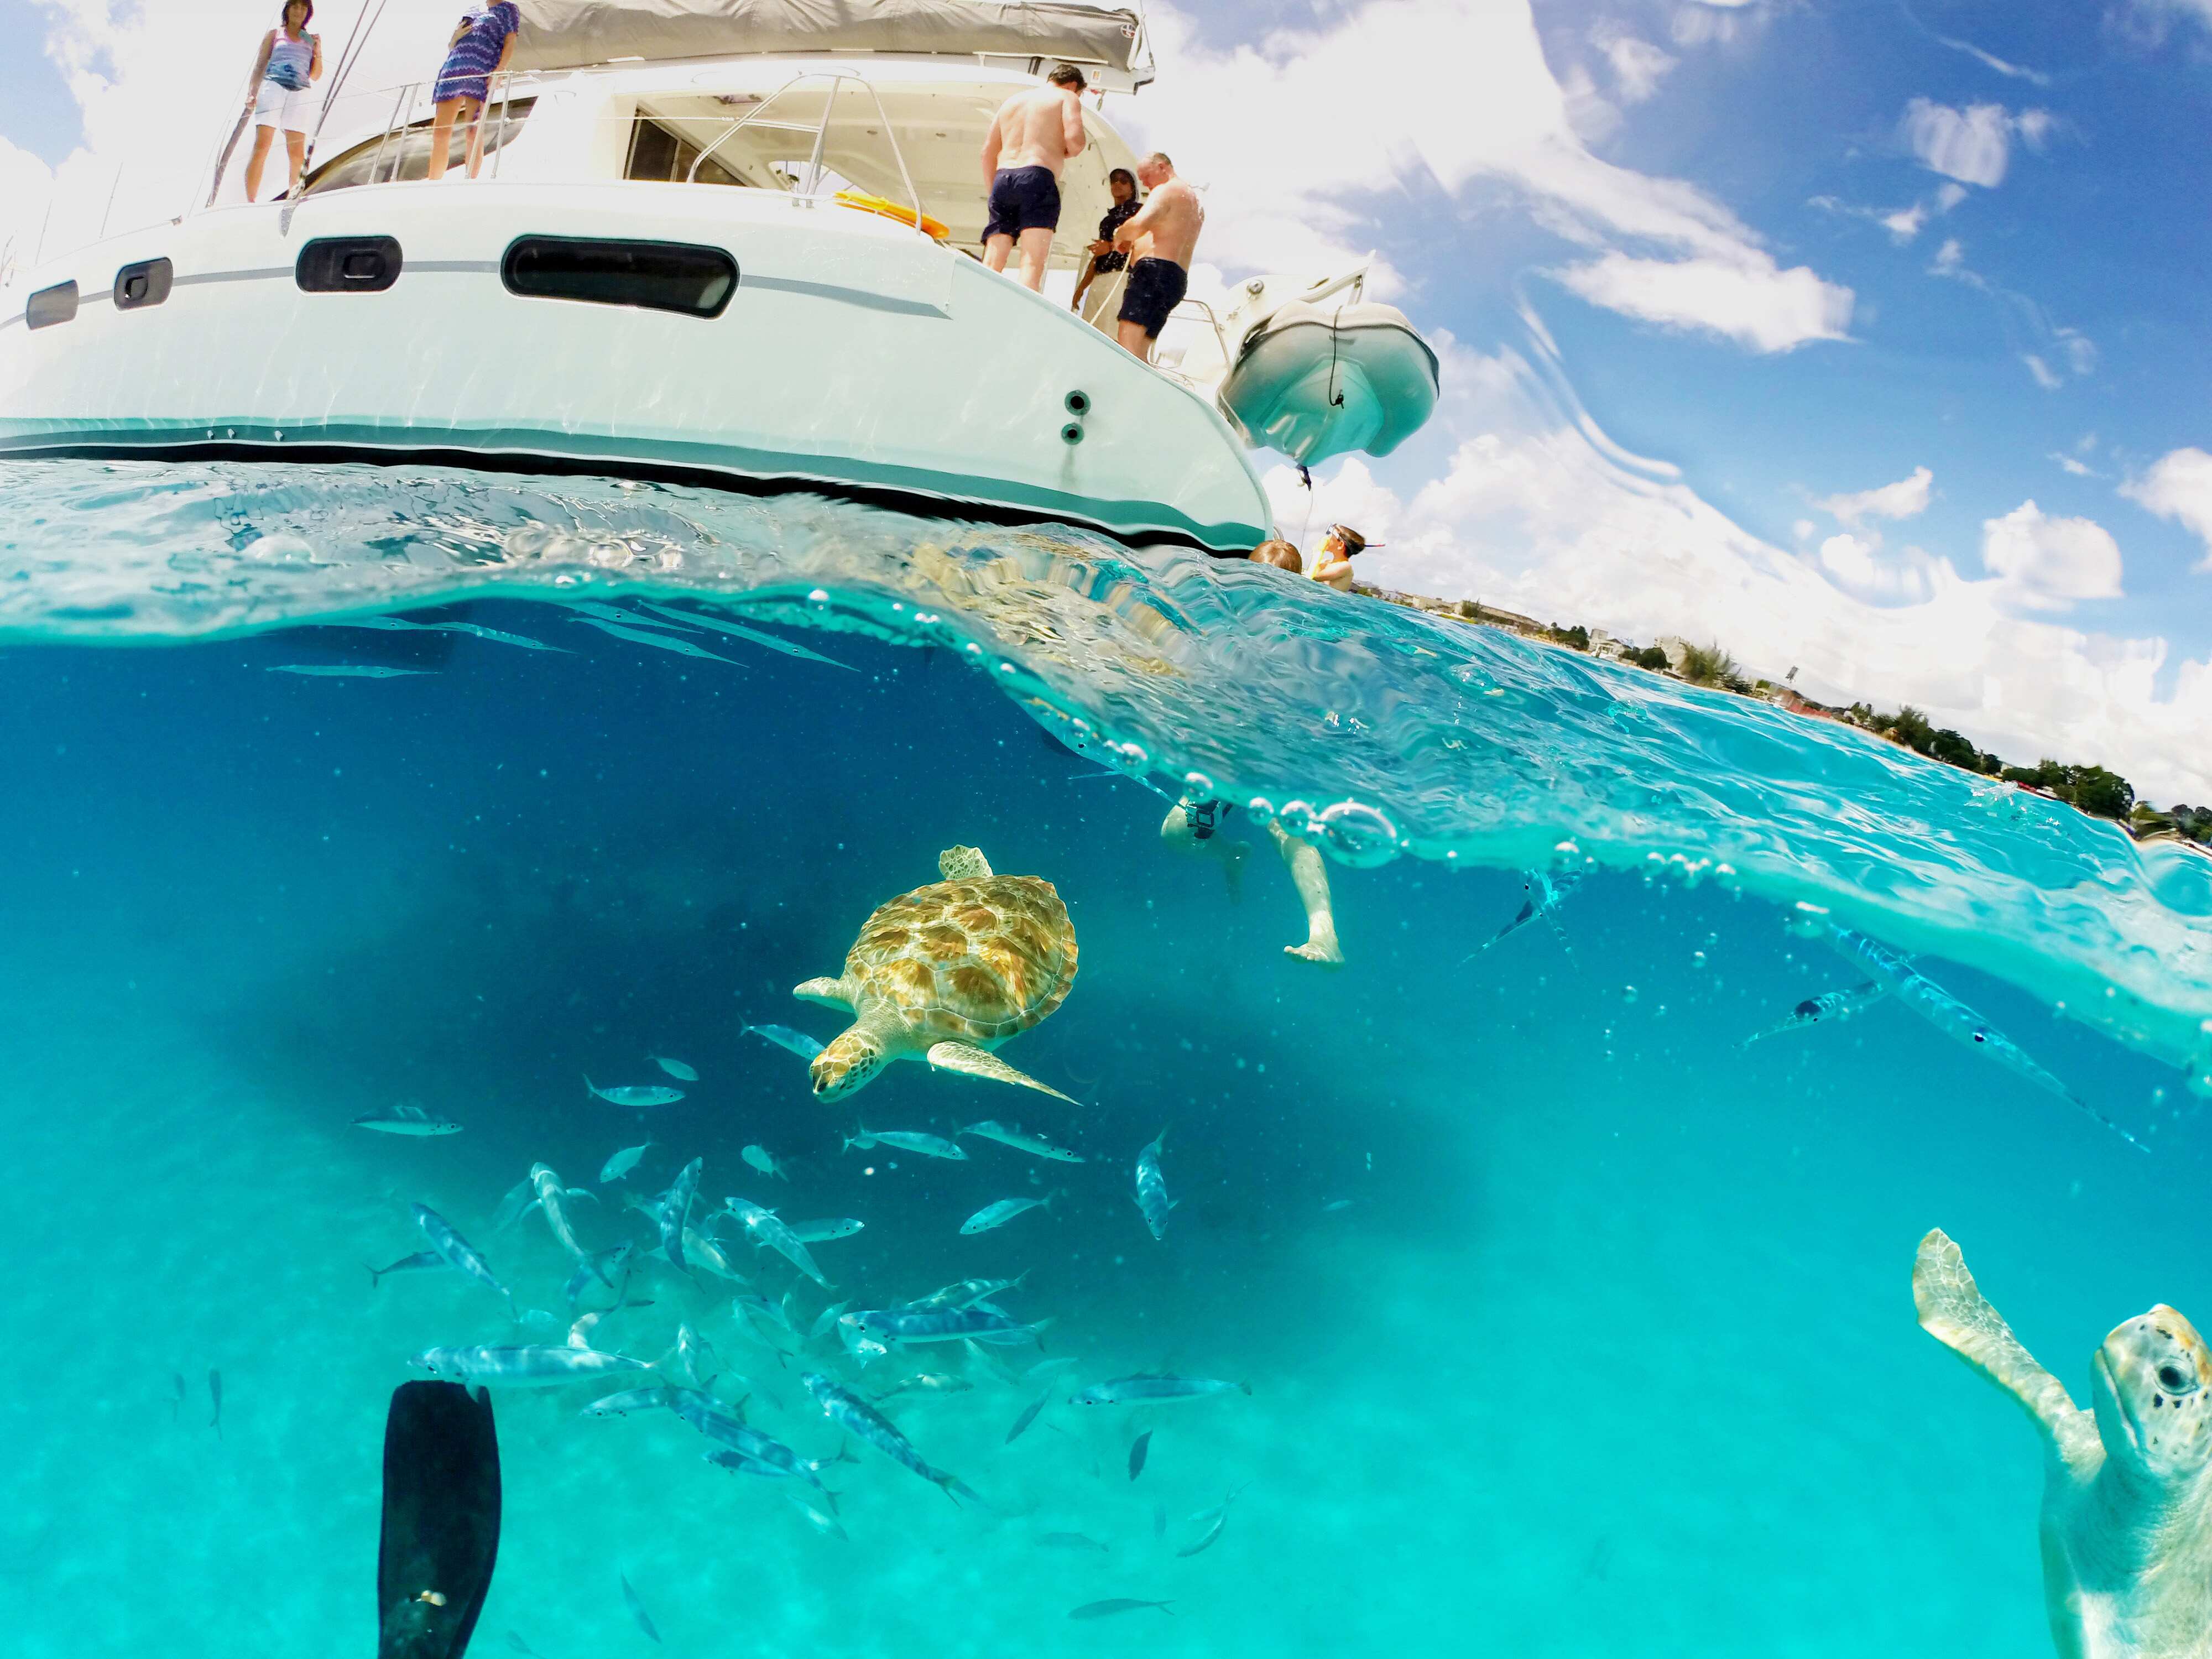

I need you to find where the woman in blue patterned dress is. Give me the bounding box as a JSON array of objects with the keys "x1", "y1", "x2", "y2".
[
  {"x1": 239, "y1": 0, "x2": 322, "y2": 202},
  {"x1": 426, "y1": 2, "x2": 522, "y2": 181}
]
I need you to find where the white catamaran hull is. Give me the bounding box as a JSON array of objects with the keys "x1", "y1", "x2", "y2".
[{"x1": 0, "y1": 183, "x2": 1273, "y2": 552}]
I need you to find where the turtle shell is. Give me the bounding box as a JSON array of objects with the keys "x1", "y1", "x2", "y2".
[{"x1": 843, "y1": 874, "x2": 1077, "y2": 1042}]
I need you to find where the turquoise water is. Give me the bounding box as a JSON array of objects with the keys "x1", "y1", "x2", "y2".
[{"x1": 2, "y1": 458, "x2": 2207, "y2": 1656}]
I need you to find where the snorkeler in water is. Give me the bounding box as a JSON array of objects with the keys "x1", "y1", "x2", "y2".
[{"x1": 1161, "y1": 797, "x2": 1344, "y2": 966}]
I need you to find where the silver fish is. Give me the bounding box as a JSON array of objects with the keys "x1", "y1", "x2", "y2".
[
  {"x1": 1475, "y1": 867, "x2": 1583, "y2": 954},
  {"x1": 1041, "y1": 1531, "x2": 1110, "y2": 1552},
  {"x1": 620, "y1": 1573, "x2": 660, "y2": 1644},
  {"x1": 960, "y1": 1193, "x2": 1055, "y2": 1235},
  {"x1": 490, "y1": 1176, "x2": 539, "y2": 1233},
  {"x1": 565, "y1": 1241, "x2": 636, "y2": 1310},
  {"x1": 585, "y1": 1076, "x2": 685, "y2": 1108},
  {"x1": 1825, "y1": 924, "x2": 2145, "y2": 1151},
  {"x1": 676, "y1": 1322, "x2": 719, "y2": 1388},
  {"x1": 1739, "y1": 980, "x2": 1888, "y2": 1048},
  {"x1": 579, "y1": 1385, "x2": 672, "y2": 1418},
  {"x1": 722, "y1": 1198, "x2": 830, "y2": 1287},
  {"x1": 413, "y1": 1203, "x2": 516, "y2": 1314},
  {"x1": 1072, "y1": 1374, "x2": 1250, "y2": 1406},
  {"x1": 654, "y1": 1159, "x2": 705, "y2": 1272},
  {"x1": 408, "y1": 1344, "x2": 649, "y2": 1386},
  {"x1": 903, "y1": 1274, "x2": 1026, "y2": 1311},
  {"x1": 352, "y1": 1105, "x2": 463, "y2": 1136},
  {"x1": 787, "y1": 1218, "x2": 864, "y2": 1244},
  {"x1": 666, "y1": 1387, "x2": 828, "y2": 1489},
  {"x1": 846, "y1": 1305, "x2": 1045, "y2": 1346},
  {"x1": 1005, "y1": 1388, "x2": 1051, "y2": 1444},
  {"x1": 844, "y1": 1128, "x2": 967, "y2": 1160},
  {"x1": 679, "y1": 1227, "x2": 748, "y2": 1284},
  {"x1": 1129, "y1": 1430, "x2": 1152, "y2": 1481},
  {"x1": 732, "y1": 1293, "x2": 800, "y2": 1353},
  {"x1": 1177, "y1": 1484, "x2": 1248, "y2": 1557},
  {"x1": 267, "y1": 664, "x2": 434, "y2": 678},
  {"x1": 570, "y1": 615, "x2": 740, "y2": 664},
  {"x1": 635, "y1": 601, "x2": 857, "y2": 670},
  {"x1": 651, "y1": 1055, "x2": 698, "y2": 1082},
  {"x1": 1068, "y1": 1599, "x2": 1173, "y2": 1620},
  {"x1": 742, "y1": 1144, "x2": 789, "y2": 1181},
  {"x1": 208, "y1": 1368, "x2": 222, "y2": 1437},
  {"x1": 789, "y1": 1494, "x2": 848, "y2": 1540},
  {"x1": 1135, "y1": 1133, "x2": 1173, "y2": 1241},
  {"x1": 801, "y1": 1373, "x2": 977, "y2": 1503},
  {"x1": 528, "y1": 1163, "x2": 593, "y2": 1261},
  {"x1": 875, "y1": 1373, "x2": 973, "y2": 1400},
  {"x1": 429, "y1": 622, "x2": 567, "y2": 653},
  {"x1": 369, "y1": 1249, "x2": 446, "y2": 1289},
  {"x1": 171, "y1": 1371, "x2": 186, "y2": 1420},
  {"x1": 743, "y1": 1022, "x2": 826, "y2": 1061},
  {"x1": 599, "y1": 1141, "x2": 654, "y2": 1183},
  {"x1": 565, "y1": 602, "x2": 693, "y2": 629},
  {"x1": 959, "y1": 1120, "x2": 1085, "y2": 1163},
  {"x1": 808, "y1": 1299, "x2": 853, "y2": 1341}
]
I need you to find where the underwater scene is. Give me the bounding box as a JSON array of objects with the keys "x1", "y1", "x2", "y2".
[{"x1": 4, "y1": 458, "x2": 2209, "y2": 1658}]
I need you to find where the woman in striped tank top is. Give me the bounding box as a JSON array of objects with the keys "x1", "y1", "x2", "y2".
[{"x1": 239, "y1": 0, "x2": 322, "y2": 202}]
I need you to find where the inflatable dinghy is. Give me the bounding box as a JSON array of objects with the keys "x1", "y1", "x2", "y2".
[{"x1": 1216, "y1": 296, "x2": 1438, "y2": 464}]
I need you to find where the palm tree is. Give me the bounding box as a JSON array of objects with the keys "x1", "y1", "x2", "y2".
[{"x1": 1677, "y1": 640, "x2": 1739, "y2": 686}]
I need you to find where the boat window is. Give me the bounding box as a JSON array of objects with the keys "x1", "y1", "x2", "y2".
[
  {"x1": 27, "y1": 281, "x2": 79, "y2": 330},
  {"x1": 113, "y1": 258, "x2": 173, "y2": 311},
  {"x1": 625, "y1": 118, "x2": 744, "y2": 188},
  {"x1": 500, "y1": 236, "x2": 736, "y2": 320},
  {"x1": 297, "y1": 237, "x2": 403, "y2": 294},
  {"x1": 302, "y1": 99, "x2": 535, "y2": 195}
]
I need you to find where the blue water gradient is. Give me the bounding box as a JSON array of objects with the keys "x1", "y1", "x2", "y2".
[{"x1": 0, "y1": 458, "x2": 2205, "y2": 1655}]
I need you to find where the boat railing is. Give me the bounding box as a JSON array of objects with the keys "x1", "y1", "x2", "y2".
[{"x1": 218, "y1": 66, "x2": 928, "y2": 243}]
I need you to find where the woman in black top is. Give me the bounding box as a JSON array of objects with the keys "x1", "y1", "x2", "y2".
[{"x1": 1071, "y1": 168, "x2": 1141, "y2": 315}]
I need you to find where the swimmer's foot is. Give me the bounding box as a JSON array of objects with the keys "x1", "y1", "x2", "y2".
[{"x1": 1285, "y1": 939, "x2": 1345, "y2": 967}]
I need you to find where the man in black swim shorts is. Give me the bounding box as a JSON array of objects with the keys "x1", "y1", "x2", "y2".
[
  {"x1": 1110, "y1": 152, "x2": 1205, "y2": 361},
  {"x1": 980, "y1": 65, "x2": 1088, "y2": 292}
]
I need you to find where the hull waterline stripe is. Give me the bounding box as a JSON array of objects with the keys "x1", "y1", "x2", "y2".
[
  {"x1": 740, "y1": 275, "x2": 947, "y2": 318},
  {"x1": 0, "y1": 427, "x2": 1265, "y2": 554}
]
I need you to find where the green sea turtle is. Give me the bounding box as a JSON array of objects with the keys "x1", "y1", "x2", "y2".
[
  {"x1": 794, "y1": 846, "x2": 1078, "y2": 1105},
  {"x1": 1914, "y1": 1228, "x2": 2212, "y2": 1658}
]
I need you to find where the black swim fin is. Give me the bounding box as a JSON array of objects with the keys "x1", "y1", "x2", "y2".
[{"x1": 378, "y1": 1381, "x2": 501, "y2": 1659}]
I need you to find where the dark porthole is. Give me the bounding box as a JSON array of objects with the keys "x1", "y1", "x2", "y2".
[
  {"x1": 501, "y1": 236, "x2": 736, "y2": 320},
  {"x1": 27, "y1": 281, "x2": 79, "y2": 330},
  {"x1": 296, "y1": 236, "x2": 402, "y2": 294},
  {"x1": 114, "y1": 258, "x2": 174, "y2": 311}
]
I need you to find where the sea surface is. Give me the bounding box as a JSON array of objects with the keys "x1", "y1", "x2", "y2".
[{"x1": 2, "y1": 458, "x2": 2208, "y2": 1657}]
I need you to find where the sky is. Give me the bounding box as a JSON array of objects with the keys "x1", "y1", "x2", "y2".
[{"x1": 3, "y1": 0, "x2": 2210, "y2": 800}]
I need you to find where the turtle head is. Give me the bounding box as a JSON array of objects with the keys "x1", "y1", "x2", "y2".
[
  {"x1": 811, "y1": 1028, "x2": 889, "y2": 1102},
  {"x1": 2091, "y1": 1305, "x2": 2212, "y2": 1484}
]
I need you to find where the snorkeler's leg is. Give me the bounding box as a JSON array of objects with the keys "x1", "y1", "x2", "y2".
[
  {"x1": 1269, "y1": 821, "x2": 1344, "y2": 966},
  {"x1": 1160, "y1": 797, "x2": 1246, "y2": 898}
]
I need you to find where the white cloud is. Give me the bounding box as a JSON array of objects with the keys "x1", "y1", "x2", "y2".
[
  {"x1": 1554, "y1": 252, "x2": 1852, "y2": 352},
  {"x1": 1980, "y1": 500, "x2": 2125, "y2": 608},
  {"x1": 1929, "y1": 237, "x2": 1968, "y2": 277},
  {"x1": 2122, "y1": 448, "x2": 2212, "y2": 569},
  {"x1": 1120, "y1": 1, "x2": 1850, "y2": 353},
  {"x1": 1900, "y1": 98, "x2": 2015, "y2": 187},
  {"x1": 2014, "y1": 108, "x2": 2058, "y2": 150},
  {"x1": 2022, "y1": 354, "x2": 2062, "y2": 390},
  {"x1": 1815, "y1": 466, "x2": 1933, "y2": 525},
  {"x1": 1290, "y1": 336, "x2": 2211, "y2": 802},
  {"x1": 1880, "y1": 203, "x2": 1927, "y2": 242},
  {"x1": 1593, "y1": 27, "x2": 1678, "y2": 103},
  {"x1": 1932, "y1": 34, "x2": 2053, "y2": 85},
  {"x1": 2058, "y1": 328, "x2": 2098, "y2": 376},
  {"x1": 2053, "y1": 453, "x2": 2096, "y2": 478}
]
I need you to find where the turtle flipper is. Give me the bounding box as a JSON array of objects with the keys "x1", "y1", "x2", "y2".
[
  {"x1": 1914, "y1": 1229, "x2": 2094, "y2": 1464},
  {"x1": 939, "y1": 846, "x2": 993, "y2": 880},
  {"x1": 794, "y1": 977, "x2": 854, "y2": 1010},
  {"x1": 926, "y1": 1041, "x2": 1077, "y2": 1105}
]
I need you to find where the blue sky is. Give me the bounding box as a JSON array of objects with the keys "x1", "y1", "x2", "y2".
[{"x1": 3, "y1": 0, "x2": 2208, "y2": 794}]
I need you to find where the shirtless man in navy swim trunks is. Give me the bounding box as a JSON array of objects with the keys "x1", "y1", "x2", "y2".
[
  {"x1": 1110, "y1": 153, "x2": 1204, "y2": 361},
  {"x1": 980, "y1": 64, "x2": 1089, "y2": 291}
]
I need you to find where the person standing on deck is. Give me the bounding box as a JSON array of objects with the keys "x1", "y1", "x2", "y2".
[
  {"x1": 239, "y1": 1, "x2": 324, "y2": 202},
  {"x1": 427, "y1": 2, "x2": 523, "y2": 182},
  {"x1": 1071, "y1": 166, "x2": 1141, "y2": 320},
  {"x1": 980, "y1": 65, "x2": 1089, "y2": 291},
  {"x1": 1110, "y1": 153, "x2": 1203, "y2": 361}
]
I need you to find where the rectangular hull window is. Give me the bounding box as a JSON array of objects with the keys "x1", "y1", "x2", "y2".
[
  {"x1": 27, "y1": 281, "x2": 79, "y2": 330},
  {"x1": 297, "y1": 237, "x2": 403, "y2": 293},
  {"x1": 114, "y1": 258, "x2": 174, "y2": 310},
  {"x1": 501, "y1": 236, "x2": 736, "y2": 320}
]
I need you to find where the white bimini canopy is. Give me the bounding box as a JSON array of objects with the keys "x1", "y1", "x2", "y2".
[{"x1": 511, "y1": 0, "x2": 1151, "y2": 90}]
